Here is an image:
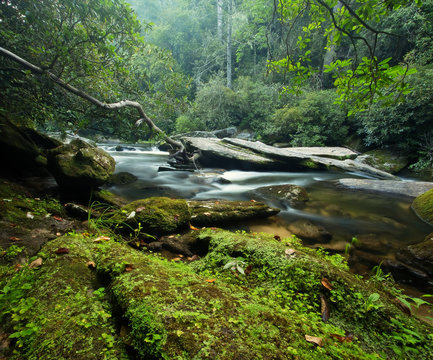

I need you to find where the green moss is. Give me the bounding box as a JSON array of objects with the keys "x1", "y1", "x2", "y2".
[
  {"x1": 412, "y1": 188, "x2": 433, "y2": 225},
  {"x1": 300, "y1": 159, "x2": 320, "y2": 169},
  {"x1": 111, "y1": 197, "x2": 190, "y2": 237},
  {"x1": 363, "y1": 150, "x2": 409, "y2": 174},
  {"x1": 0, "y1": 234, "x2": 128, "y2": 359}
]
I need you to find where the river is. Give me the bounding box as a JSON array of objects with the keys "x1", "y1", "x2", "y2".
[{"x1": 101, "y1": 144, "x2": 433, "y2": 292}]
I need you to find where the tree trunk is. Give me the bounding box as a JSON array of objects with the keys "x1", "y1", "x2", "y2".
[
  {"x1": 217, "y1": 0, "x2": 223, "y2": 42},
  {"x1": 226, "y1": 0, "x2": 233, "y2": 89},
  {"x1": 0, "y1": 46, "x2": 184, "y2": 153}
]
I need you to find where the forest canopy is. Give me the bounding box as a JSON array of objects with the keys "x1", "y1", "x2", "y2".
[{"x1": 1, "y1": 0, "x2": 432, "y2": 170}]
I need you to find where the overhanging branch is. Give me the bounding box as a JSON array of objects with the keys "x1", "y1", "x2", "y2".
[{"x1": 0, "y1": 46, "x2": 184, "y2": 151}]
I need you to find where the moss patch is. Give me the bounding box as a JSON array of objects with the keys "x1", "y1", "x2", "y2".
[{"x1": 412, "y1": 188, "x2": 433, "y2": 225}]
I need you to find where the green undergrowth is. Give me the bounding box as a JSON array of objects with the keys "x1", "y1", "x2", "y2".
[
  {"x1": 0, "y1": 230, "x2": 432, "y2": 359},
  {"x1": 0, "y1": 234, "x2": 128, "y2": 360}
]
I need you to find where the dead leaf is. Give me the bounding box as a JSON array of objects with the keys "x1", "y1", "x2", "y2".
[
  {"x1": 55, "y1": 248, "x2": 69, "y2": 254},
  {"x1": 53, "y1": 215, "x2": 63, "y2": 222},
  {"x1": 26, "y1": 212, "x2": 34, "y2": 219},
  {"x1": 187, "y1": 255, "x2": 200, "y2": 262},
  {"x1": 189, "y1": 224, "x2": 199, "y2": 231},
  {"x1": 330, "y1": 333, "x2": 354, "y2": 343},
  {"x1": 81, "y1": 232, "x2": 90, "y2": 237},
  {"x1": 14, "y1": 264, "x2": 23, "y2": 272},
  {"x1": 172, "y1": 257, "x2": 182, "y2": 262},
  {"x1": 215, "y1": 201, "x2": 220, "y2": 204},
  {"x1": 136, "y1": 207, "x2": 146, "y2": 212},
  {"x1": 274, "y1": 235, "x2": 281, "y2": 241},
  {"x1": 203, "y1": 212, "x2": 212, "y2": 216},
  {"x1": 29, "y1": 257, "x2": 43, "y2": 269},
  {"x1": 245, "y1": 264, "x2": 253, "y2": 276},
  {"x1": 320, "y1": 294, "x2": 330, "y2": 322},
  {"x1": 205, "y1": 279, "x2": 216, "y2": 283},
  {"x1": 86, "y1": 261, "x2": 96, "y2": 269},
  {"x1": 34, "y1": 197, "x2": 40, "y2": 201},
  {"x1": 9, "y1": 223, "x2": 17, "y2": 227},
  {"x1": 305, "y1": 335, "x2": 323, "y2": 347},
  {"x1": 321, "y1": 277, "x2": 333, "y2": 291},
  {"x1": 285, "y1": 248, "x2": 297, "y2": 257},
  {"x1": 93, "y1": 236, "x2": 111, "y2": 242},
  {"x1": 10, "y1": 236, "x2": 21, "y2": 241},
  {"x1": 250, "y1": 199, "x2": 256, "y2": 202},
  {"x1": 56, "y1": 232, "x2": 61, "y2": 236},
  {"x1": 124, "y1": 264, "x2": 134, "y2": 272}
]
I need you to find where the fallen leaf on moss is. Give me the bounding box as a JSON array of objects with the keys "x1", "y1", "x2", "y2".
[
  {"x1": 187, "y1": 255, "x2": 200, "y2": 262},
  {"x1": 305, "y1": 335, "x2": 323, "y2": 347},
  {"x1": 9, "y1": 223, "x2": 16, "y2": 227},
  {"x1": 53, "y1": 215, "x2": 63, "y2": 222},
  {"x1": 86, "y1": 261, "x2": 96, "y2": 269},
  {"x1": 203, "y1": 212, "x2": 212, "y2": 216},
  {"x1": 29, "y1": 258, "x2": 43, "y2": 269},
  {"x1": 136, "y1": 207, "x2": 145, "y2": 212},
  {"x1": 26, "y1": 212, "x2": 34, "y2": 219},
  {"x1": 274, "y1": 235, "x2": 281, "y2": 241},
  {"x1": 330, "y1": 333, "x2": 354, "y2": 343},
  {"x1": 320, "y1": 294, "x2": 330, "y2": 322},
  {"x1": 93, "y1": 236, "x2": 111, "y2": 242},
  {"x1": 321, "y1": 277, "x2": 333, "y2": 290},
  {"x1": 205, "y1": 279, "x2": 216, "y2": 283},
  {"x1": 55, "y1": 248, "x2": 69, "y2": 254},
  {"x1": 172, "y1": 257, "x2": 182, "y2": 262},
  {"x1": 189, "y1": 224, "x2": 199, "y2": 231},
  {"x1": 124, "y1": 264, "x2": 134, "y2": 272},
  {"x1": 14, "y1": 264, "x2": 23, "y2": 271},
  {"x1": 10, "y1": 236, "x2": 21, "y2": 241},
  {"x1": 245, "y1": 264, "x2": 253, "y2": 276},
  {"x1": 285, "y1": 248, "x2": 297, "y2": 257}
]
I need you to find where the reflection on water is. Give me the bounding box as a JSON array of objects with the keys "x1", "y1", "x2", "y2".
[{"x1": 103, "y1": 146, "x2": 432, "y2": 287}]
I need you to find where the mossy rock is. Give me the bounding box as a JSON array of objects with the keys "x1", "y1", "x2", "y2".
[
  {"x1": 188, "y1": 200, "x2": 280, "y2": 226},
  {"x1": 112, "y1": 197, "x2": 191, "y2": 237},
  {"x1": 396, "y1": 233, "x2": 433, "y2": 276},
  {"x1": 361, "y1": 149, "x2": 409, "y2": 174},
  {"x1": 47, "y1": 139, "x2": 115, "y2": 190},
  {"x1": 0, "y1": 235, "x2": 128, "y2": 360},
  {"x1": 250, "y1": 184, "x2": 309, "y2": 208},
  {"x1": 412, "y1": 188, "x2": 433, "y2": 225}
]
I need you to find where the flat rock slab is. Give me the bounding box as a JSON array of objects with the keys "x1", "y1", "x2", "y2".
[
  {"x1": 336, "y1": 179, "x2": 433, "y2": 198},
  {"x1": 280, "y1": 146, "x2": 358, "y2": 160},
  {"x1": 222, "y1": 138, "x2": 398, "y2": 179}
]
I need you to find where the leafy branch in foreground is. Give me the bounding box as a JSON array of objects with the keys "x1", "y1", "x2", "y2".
[{"x1": 270, "y1": 0, "x2": 421, "y2": 113}]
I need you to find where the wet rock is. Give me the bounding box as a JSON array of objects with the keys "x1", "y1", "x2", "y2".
[
  {"x1": 349, "y1": 250, "x2": 384, "y2": 268},
  {"x1": 107, "y1": 172, "x2": 138, "y2": 185},
  {"x1": 382, "y1": 259, "x2": 433, "y2": 288},
  {"x1": 411, "y1": 188, "x2": 433, "y2": 225},
  {"x1": 279, "y1": 146, "x2": 358, "y2": 160},
  {"x1": 188, "y1": 200, "x2": 280, "y2": 226},
  {"x1": 396, "y1": 233, "x2": 433, "y2": 276},
  {"x1": 287, "y1": 219, "x2": 332, "y2": 243},
  {"x1": 353, "y1": 233, "x2": 394, "y2": 255},
  {"x1": 250, "y1": 184, "x2": 309, "y2": 208},
  {"x1": 159, "y1": 236, "x2": 193, "y2": 257},
  {"x1": 336, "y1": 179, "x2": 433, "y2": 198},
  {"x1": 47, "y1": 139, "x2": 115, "y2": 190},
  {"x1": 159, "y1": 232, "x2": 210, "y2": 257},
  {"x1": 115, "y1": 145, "x2": 136, "y2": 151},
  {"x1": 146, "y1": 241, "x2": 164, "y2": 252}
]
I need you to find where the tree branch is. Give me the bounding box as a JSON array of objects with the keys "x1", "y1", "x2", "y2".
[{"x1": 0, "y1": 46, "x2": 184, "y2": 152}]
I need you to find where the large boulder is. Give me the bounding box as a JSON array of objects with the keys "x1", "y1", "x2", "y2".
[
  {"x1": 47, "y1": 139, "x2": 115, "y2": 190},
  {"x1": 112, "y1": 197, "x2": 191, "y2": 237},
  {"x1": 411, "y1": 188, "x2": 433, "y2": 225},
  {"x1": 357, "y1": 149, "x2": 409, "y2": 174},
  {"x1": 0, "y1": 115, "x2": 60, "y2": 175}
]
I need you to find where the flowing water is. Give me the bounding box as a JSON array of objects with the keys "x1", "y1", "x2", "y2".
[{"x1": 101, "y1": 145, "x2": 433, "y2": 291}]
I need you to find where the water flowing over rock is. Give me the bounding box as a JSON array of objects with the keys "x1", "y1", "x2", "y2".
[
  {"x1": 183, "y1": 137, "x2": 398, "y2": 179},
  {"x1": 336, "y1": 179, "x2": 433, "y2": 198},
  {"x1": 47, "y1": 139, "x2": 115, "y2": 190}
]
